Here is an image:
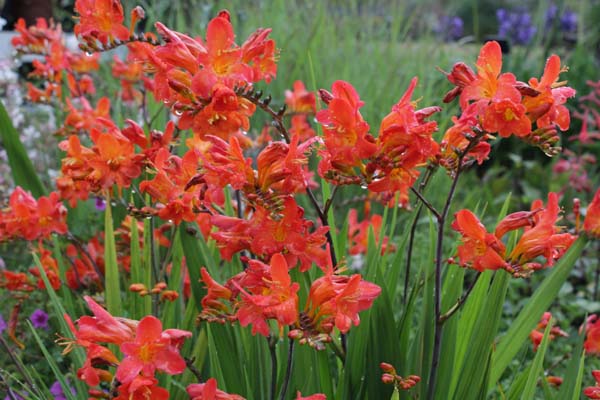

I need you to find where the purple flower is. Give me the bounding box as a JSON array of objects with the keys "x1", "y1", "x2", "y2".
[
  {"x1": 0, "y1": 314, "x2": 6, "y2": 334},
  {"x1": 30, "y1": 309, "x2": 49, "y2": 330},
  {"x1": 560, "y1": 10, "x2": 577, "y2": 33},
  {"x1": 50, "y1": 380, "x2": 76, "y2": 400},
  {"x1": 496, "y1": 8, "x2": 536, "y2": 45},
  {"x1": 436, "y1": 15, "x2": 464, "y2": 42},
  {"x1": 94, "y1": 197, "x2": 106, "y2": 211}
]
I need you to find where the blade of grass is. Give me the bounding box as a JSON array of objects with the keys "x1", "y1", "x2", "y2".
[
  {"x1": 520, "y1": 317, "x2": 553, "y2": 400},
  {"x1": 103, "y1": 198, "x2": 122, "y2": 315},
  {"x1": 0, "y1": 102, "x2": 45, "y2": 196},
  {"x1": 490, "y1": 237, "x2": 588, "y2": 387},
  {"x1": 556, "y1": 326, "x2": 586, "y2": 399},
  {"x1": 27, "y1": 321, "x2": 77, "y2": 400}
]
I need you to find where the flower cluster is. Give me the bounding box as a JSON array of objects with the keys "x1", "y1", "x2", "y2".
[
  {"x1": 528, "y1": 312, "x2": 568, "y2": 351},
  {"x1": 0, "y1": 187, "x2": 67, "y2": 241},
  {"x1": 62, "y1": 296, "x2": 191, "y2": 399},
  {"x1": 11, "y1": 17, "x2": 100, "y2": 103},
  {"x1": 451, "y1": 192, "x2": 576, "y2": 277},
  {"x1": 317, "y1": 77, "x2": 440, "y2": 207},
  {"x1": 380, "y1": 362, "x2": 420, "y2": 391},
  {"x1": 200, "y1": 253, "x2": 380, "y2": 345},
  {"x1": 441, "y1": 41, "x2": 575, "y2": 160},
  {"x1": 496, "y1": 8, "x2": 537, "y2": 45}
]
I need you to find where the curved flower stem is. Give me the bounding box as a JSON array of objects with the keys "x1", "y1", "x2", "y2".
[
  {"x1": 306, "y1": 186, "x2": 339, "y2": 267},
  {"x1": 438, "y1": 272, "x2": 481, "y2": 324},
  {"x1": 278, "y1": 340, "x2": 295, "y2": 400},
  {"x1": 427, "y1": 133, "x2": 485, "y2": 400},
  {"x1": 404, "y1": 165, "x2": 437, "y2": 304},
  {"x1": 268, "y1": 335, "x2": 278, "y2": 400},
  {"x1": 410, "y1": 187, "x2": 440, "y2": 220},
  {"x1": 185, "y1": 356, "x2": 203, "y2": 383},
  {"x1": 403, "y1": 204, "x2": 423, "y2": 305}
]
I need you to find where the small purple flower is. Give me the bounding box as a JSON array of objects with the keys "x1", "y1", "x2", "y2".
[
  {"x1": 95, "y1": 197, "x2": 106, "y2": 211},
  {"x1": 436, "y1": 15, "x2": 464, "y2": 42},
  {"x1": 560, "y1": 10, "x2": 577, "y2": 33},
  {"x1": 496, "y1": 8, "x2": 536, "y2": 45},
  {"x1": 50, "y1": 380, "x2": 76, "y2": 400},
  {"x1": 30, "y1": 309, "x2": 49, "y2": 330},
  {"x1": 0, "y1": 314, "x2": 6, "y2": 333}
]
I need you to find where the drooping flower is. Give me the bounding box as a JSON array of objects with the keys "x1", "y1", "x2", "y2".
[{"x1": 451, "y1": 209, "x2": 507, "y2": 272}]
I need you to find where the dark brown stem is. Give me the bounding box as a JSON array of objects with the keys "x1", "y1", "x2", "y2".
[
  {"x1": 410, "y1": 186, "x2": 440, "y2": 220},
  {"x1": 306, "y1": 186, "x2": 338, "y2": 267},
  {"x1": 438, "y1": 272, "x2": 482, "y2": 324},
  {"x1": 185, "y1": 357, "x2": 203, "y2": 383},
  {"x1": 278, "y1": 340, "x2": 295, "y2": 400},
  {"x1": 404, "y1": 166, "x2": 436, "y2": 305},
  {"x1": 235, "y1": 86, "x2": 290, "y2": 142},
  {"x1": 427, "y1": 132, "x2": 486, "y2": 399},
  {"x1": 403, "y1": 204, "x2": 423, "y2": 305},
  {"x1": 268, "y1": 335, "x2": 278, "y2": 400}
]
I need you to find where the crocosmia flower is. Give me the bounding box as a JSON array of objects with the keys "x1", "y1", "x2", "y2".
[
  {"x1": 584, "y1": 370, "x2": 600, "y2": 399},
  {"x1": 584, "y1": 188, "x2": 600, "y2": 238},
  {"x1": 451, "y1": 209, "x2": 507, "y2": 272},
  {"x1": 116, "y1": 315, "x2": 191, "y2": 384}
]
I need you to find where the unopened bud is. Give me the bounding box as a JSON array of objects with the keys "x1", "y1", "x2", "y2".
[
  {"x1": 129, "y1": 283, "x2": 147, "y2": 292},
  {"x1": 379, "y1": 362, "x2": 395, "y2": 373},
  {"x1": 381, "y1": 373, "x2": 395, "y2": 384},
  {"x1": 161, "y1": 290, "x2": 179, "y2": 302},
  {"x1": 318, "y1": 89, "x2": 333, "y2": 104}
]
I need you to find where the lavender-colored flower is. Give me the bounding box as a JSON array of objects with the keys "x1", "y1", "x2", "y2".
[
  {"x1": 30, "y1": 309, "x2": 49, "y2": 329},
  {"x1": 560, "y1": 10, "x2": 577, "y2": 33},
  {"x1": 496, "y1": 8, "x2": 536, "y2": 45},
  {"x1": 0, "y1": 313, "x2": 6, "y2": 334},
  {"x1": 436, "y1": 15, "x2": 464, "y2": 42},
  {"x1": 95, "y1": 197, "x2": 106, "y2": 211},
  {"x1": 50, "y1": 380, "x2": 76, "y2": 400}
]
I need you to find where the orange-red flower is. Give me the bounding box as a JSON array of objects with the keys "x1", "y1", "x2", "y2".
[
  {"x1": 523, "y1": 54, "x2": 575, "y2": 131},
  {"x1": 584, "y1": 188, "x2": 600, "y2": 238},
  {"x1": 285, "y1": 80, "x2": 316, "y2": 113},
  {"x1": 584, "y1": 370, "x2": 600, "y2": 399},
  {"x1": 116, "y1": 315, "x2": 190, "y2": 384},
  {"x1": 508, "y1": 192, "x2": 576, "y2": 271},
  {"x1": 187, "y1": 378, "x2": 245, "y2": 400},
  {"x1": 74, "y1": 0, "x2": 130, "y2": 44},
  {"x1": 366, "y1": 77, "x2": 440, "y2": 207},
  {"x1": 235, "y1": 254, "x2": 299, "y2": 336},
  {"x1": 0, "y1": 188, "x2": 67, "y2": 241},
  {"x1": 481, "y1": 99, "x2": 531, "y2": 138},
  {"x1": 585, "y1": 315, "x2": 600, "y2": 355},
  {"x1": 451, "y1": 209, "x2": 507, "y2": 272},
  {"x1": 347, "y1": 206, "x2": 395, "y2": 256},
  {"x1": 316, "y1": 80, "x2": 377, "y2": 176},
  {"x1": 528, "y1": 312, "x2": 568, "y2": 351},
  {"x1": 302, "y1": 264, "x2": 381, "y2": 334},
  {"x1": 115, "y1": 376, "x2": 169, "y2": 400}
]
